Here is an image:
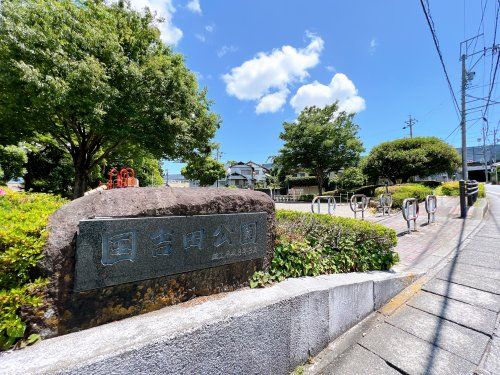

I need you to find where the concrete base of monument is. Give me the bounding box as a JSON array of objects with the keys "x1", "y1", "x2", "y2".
[{"x1": 1, "y1": 270, "x2": 423, "y2": 375}]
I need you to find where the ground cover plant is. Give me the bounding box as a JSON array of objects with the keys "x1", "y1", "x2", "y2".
[
  {"x1": 436, "y1": 181, "x2": 485, "y2": 198},
  {"x1": 374, "y1": 183, "x2": 433, "y2": 209},
  {"x1": 250, "y1": 210, "x2": 398, "y2": 287},
  {"x1": 0, "y1": 187, "x2": 66, "y2": 350}
]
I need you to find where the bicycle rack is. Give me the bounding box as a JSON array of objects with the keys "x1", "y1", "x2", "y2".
[
  {"x1": 425, "y1": 195, "x2": 437, "y2": 224},
  {"x1": 402, "y1": 198, "x2": 419, "y2": 234},
  {"x1": 349, "y1": 194, "x2": 369, "y2": 220},
  {"x1": 311, "y1": 196, "x2": 337, "y2": 215},
  {"x1": 379, "y1": 193, "x2": 393, "y2": 216}
]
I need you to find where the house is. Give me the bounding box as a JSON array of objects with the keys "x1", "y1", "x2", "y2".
[
  {"x1": 225, "y1": 161, "x2": 270, "y2": 188},
  {"x1": 164, "y1": 174, "x2": 199, "y2": 188}
]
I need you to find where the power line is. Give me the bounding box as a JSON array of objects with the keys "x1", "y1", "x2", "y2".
[
  {"x1": 419, "y1": 0, "x2": 461, "y2": 118},
  {"x1": 483, "y1": 1, "x2": 500, "y2": 117}
]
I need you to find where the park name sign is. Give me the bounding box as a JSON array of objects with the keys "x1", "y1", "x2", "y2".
[
  {"x1": 39, "y1": 187, "x2": 275, "y2": 338},
  {"x1": 75, "y1": 213, "x2": 267, "y2": 291}
]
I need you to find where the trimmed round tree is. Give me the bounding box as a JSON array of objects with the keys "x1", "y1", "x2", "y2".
[
  {"x1": 0, "y1": 0, "x2": 219, "y2": 197},
  {"x1": 363, "y1": 137, "x2": 461, "y2": 183}
]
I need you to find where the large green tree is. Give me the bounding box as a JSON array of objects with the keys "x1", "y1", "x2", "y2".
[
  {"x1": 181, "y1": 156, "x2": 226, "y2": 186},
  {"x1": 277, "y1": 104, "x2": 364, "y2": 195},
  {"x1": 363, "y1": 137, "x2": 461, "y2": 183},
  {"x1": 0, "y1": 145, "x2": 27, "y2": 183},
  {"x1": 0, "y1": 0, "x2": 219, "y2": 197}
]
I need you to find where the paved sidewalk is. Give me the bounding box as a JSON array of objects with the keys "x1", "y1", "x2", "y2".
[{"x1": 305, "y1": 185, "x2": 500, "y2": 375}]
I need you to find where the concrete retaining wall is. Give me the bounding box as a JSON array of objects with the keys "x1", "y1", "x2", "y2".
[{"x1": 0, "y1": 271, "x2": 422, "y2": 375}]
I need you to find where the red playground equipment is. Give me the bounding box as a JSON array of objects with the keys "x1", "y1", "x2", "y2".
[{"x1": 102, "y1": 167, "x2": 138, "y2": 189}]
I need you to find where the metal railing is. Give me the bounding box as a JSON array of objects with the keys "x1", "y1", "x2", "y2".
[
  {"x1": 349, "y1": 194, "x2": 369, "y2": 220},
  {"x1": 311, "y1": 196, "x2": 336, "y2": 215}
]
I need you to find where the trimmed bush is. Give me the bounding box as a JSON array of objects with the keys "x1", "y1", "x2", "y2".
[
  {"x1": 374, "y1": 183, "x2": 433, "y2": 209},
  {"x1": 0, "y1": 188, "x2": 67, "y2": 350},
  {"x1": 437, "y1": 181, "x2": 485, "y2": 198},
  {"x1": 417, "y1": 180, "x2": 442, "y2": 188},
  {"x1": 298, "y1": 194, "x2": 314, "y2": 201},
  {"x1": 353, "y1": 184, "x2": 382, "y2": 197},
  {"x1": 285, "y1": 176, "x2": 318, "y2": 187},
  {"x1": 250, "y1": 210, "x2": 398, "y2": 287}
]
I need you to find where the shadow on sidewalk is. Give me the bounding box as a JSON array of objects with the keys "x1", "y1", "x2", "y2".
[{"x1": 423, "y1": 215, "x2": 468, "y2": 373}]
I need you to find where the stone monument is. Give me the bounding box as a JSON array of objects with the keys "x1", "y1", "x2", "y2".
[{"x1": 37, "y1": 187, "x2": 275, "y2": 338}]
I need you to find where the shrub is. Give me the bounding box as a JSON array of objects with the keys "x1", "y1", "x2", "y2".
[
  {"x1": 417, "y1": 180, "x2": 442, "y2": 188},
  {"x1": 353, "y1": 184, "x2": 382, "y2": 197},
  {"x1": 285, "y1": 176, "x2": 319, "y2": 188},
  {"x1": 437, "y1": 181, "x2": 485, "y2": 198},
  {"x1": 298, "y1": 194, "x2": 314, "y2": 201},
  {"x1": 0, "y1": 188, "x2": 66, "y2": 350},
  {"x1": 249, "y1": 210, "x2": 398, "y2": 287},
  {"x1": 374, "y1": 183, "x2": 433, "y2": 209}
]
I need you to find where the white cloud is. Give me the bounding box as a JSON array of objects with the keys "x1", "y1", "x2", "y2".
[
  {"x1": 195, "y1": 33, "x2": 206, "y2": 42},
  {"x1": 186, "y1": 0, "x2": 202, "y2": 14},
  {"x1": 325, "y1": 65, "x2": 336, "y2": 72},
  {"x1": 128, "y1": 0, "x2": 182, "y2": 45},
  {"x1": 369, "y1": 37, "x2": 378, "y2": 54},
  {"x1": 205, "y1": 24, "x2": 214, "y2": 33},
  {"x1": 256, "y1": 89, "x2": 290, "y2": 114},
  {"x1": 217, "y1": 45, "x2": 238, "y2": 57},
  {"x1": 222, "y1": 33, "x2": 324, "y2": 114},
  {"x1": 290, "y1": 73, "x2": 366, "y2": 114}
]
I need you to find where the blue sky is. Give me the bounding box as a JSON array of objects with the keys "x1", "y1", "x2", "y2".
[{"x1": 133, "y1": 1, "x2": 499, "y2": 174}]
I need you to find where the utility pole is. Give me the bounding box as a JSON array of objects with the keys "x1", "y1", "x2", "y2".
[
  {"x1": 460, "y1": 54, "x2": 468, "y2": 181},
  {"x1": 482, "y1": 122, "x2": 489, "y2": 183},
  {"x1": 403, "y1": 115, "x2": 417, "y2": 138},
  {"x1": 215, "y1": 147, "x2": 223, "y2": 188}
]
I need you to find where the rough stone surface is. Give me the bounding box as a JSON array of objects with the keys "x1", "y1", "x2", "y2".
[
  {"x1": 386, "y1": 305, "x2": 490, "y2": 364},
  {"x1": 328, "y1": 281, "x2": 373, "y2": 340},
  {"x1": 38, "y1": 187, "x2": 275, "y2": 337},
  {"x1": 373, "y1": 272, "x2": 423, "y2": 309},
  {"x1": 289, "y1": 290, "x2": 330, "y2": 367},
  {"x1": 360, "y1": 322, "x2": 476, "y2": 375},
  {"x1": 0, "y1": 271, "x2": 417, "y2": 375},
  {"x1": 407, "y1": 291, "x2": 497, "y2": 335}
]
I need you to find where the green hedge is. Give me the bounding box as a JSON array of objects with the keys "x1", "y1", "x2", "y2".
[
  {"x1": 374, "y1": 184, "x2": 433, "y2": 209},
  {"x1": 353, "y1": 184, "x2": 382, "y2": 197},
  {"x1": 416, "y1": 180, "x2": 442, "y2": 188},
  {"x1": 436, "y1": 181, "x2": 485, "y2": 198},
  {"x1": 0, "y1": 187, "x2": 66, "y2": 350},
  {"x1": 285, "y1": 176, "x2": 318, "y2": 187},
  {"x1": 250, "y1": 210, "x2": 398, "y2": 287},
  {"x1": 298, "y1": 194, "x2": 315, "y2": 201}
]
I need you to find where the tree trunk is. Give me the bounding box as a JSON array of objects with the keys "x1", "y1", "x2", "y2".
[
  {"x1": 316, "y1": 173, "x2": 323, "y2": 196},
  {"x1": 72, "y1": 147, "x2": 90, "y2": 199},
  {"x1": 73, "y1": 167, "x2": 87, "y2": 199}
]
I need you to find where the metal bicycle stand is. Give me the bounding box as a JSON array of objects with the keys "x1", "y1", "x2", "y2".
[
  {"x1": 349, "y1": 194, "x2": 369, "y2": 220},
  {"x1": 425, "y1": 195, "x2": 437, "y2": 224},
  {"x1": 311, "y1": 196, "x2": 337, "y2": 215},
  {"x1": 402, "y1": 198, "x2": 419, "y2": 234}
]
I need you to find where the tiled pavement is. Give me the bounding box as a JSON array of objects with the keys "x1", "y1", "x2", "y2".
[{"x1": 306, "y1": 185, "x2": 500, "y2": 375}]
